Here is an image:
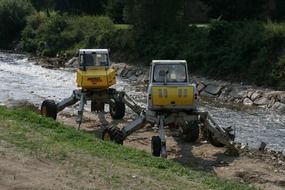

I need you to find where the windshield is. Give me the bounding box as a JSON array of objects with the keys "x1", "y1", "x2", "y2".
[
  {"x1": 80, "y1": 53, "x2": 109, "y2": 67},
  {"x1": 153, "y1": 64, "x2": 187, "y2": 83}
]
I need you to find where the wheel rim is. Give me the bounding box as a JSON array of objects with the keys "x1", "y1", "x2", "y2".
[
  {"x1": 109, "y1": 100, "x2": 116, "y2": 115},
  {"x1": 103, "y1": 132, "x2": 111, "y2": 141},
  {"x1": 110, "y1": 106, "x2": 116, "y2": 115},
  {"x1": 42, "y1": 106, "x2": 47, "y2": 116}
]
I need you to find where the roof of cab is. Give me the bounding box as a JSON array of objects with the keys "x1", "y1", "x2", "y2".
[
  {"x1": 152, "y1": 60, "x2": 187, "y2": 64},
  {"x1": 79, "y1": 49, "x2": 109, "y2": 54}
]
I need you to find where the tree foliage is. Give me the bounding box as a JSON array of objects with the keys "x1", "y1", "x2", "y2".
[
  {"x1": 29, "y1": 0, "x2": 105, "y2": 15},
  {"x1": 124, "y1": 0, "x2": 184, "y2": 31},
  {"x1": 201, "y1": 0, "x2": 266, "y2": 21},
  {"x1": 0, "y1": 0, "x2": 34, "y2": 48}
]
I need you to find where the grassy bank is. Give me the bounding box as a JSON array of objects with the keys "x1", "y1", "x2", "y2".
[{"x1": 0, "y1": 106, "x2": 255, "y2": 190}]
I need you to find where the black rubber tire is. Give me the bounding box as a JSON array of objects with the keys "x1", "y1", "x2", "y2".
[
  {"x1": 100, "y1": 126, "x2": 124, "y2": 145},
  {"x1": 109, "y1": 127, "x2": 124, "y2": 145},
  {"x1": 110, "y1": 100, "x2": 125, "y2": 119},
  {"x1": 41, "y1": 100, "x2": 57, "y2": 120},
  {"x1": 208, "y1": 132, "x2": 225, "y2": 147},
  {"x1": 151, "y1": 136, "x2": 161, "y2": 157},
  {"x1": 182, "y1": 121, "x2": 200, "y2": 143}
]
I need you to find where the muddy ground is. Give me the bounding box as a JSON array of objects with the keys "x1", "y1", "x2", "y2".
[{"x1": 55, "y1": 109, "x2": 285, "y2": 190}]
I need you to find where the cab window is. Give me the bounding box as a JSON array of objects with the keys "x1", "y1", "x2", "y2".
[
  {"x1": 153, "y1": 64, "x2": 187, "y2": 83},
  {"x1": 80, "y1": 53, "x2": 109, "y2": 67}
]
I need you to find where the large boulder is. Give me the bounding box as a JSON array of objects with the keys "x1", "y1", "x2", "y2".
[
  {"x1": 229, "y1": 88, "x2": 247, "y2": 99},
  {"x1": 65, "y1": 57, "x2": 78, "y2": 66},
  {"x1": 251, "y1": 91, "x2": 263, "y2": 101},
  {"x1": 200, "y1": 90, "x2": 216, "y2": 97},
  {"x1": 267, "y1": 98, "x2": 276, "y2": 108},
  {"x1": 254, "y1": 97, "x2": 270, "y2": 106},
  {"x1": 264, "y1": 91, "x2": 283, "y2": 100},
  {"x1": 121, "y1": 68, "x2": 129, "y2": 77},
  {"x1": 204, "y1": 84, "x2": 224, "y2": 95},
  {"x1": 279, "y1": 94, "x2": 285, "y2": 104},
  {"x1": 126, "y1": 69, "x2": 136, "y2": 78}
]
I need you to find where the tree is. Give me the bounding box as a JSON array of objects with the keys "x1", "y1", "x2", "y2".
[
  {"x1": 0, "y1": 0, "x2": 34, "y2": 48},
  {"x1": 201, "y1": 0, "x2": 266, "y2": 21},
  {"x1": 274, "y1": 0, "x2": 285, "y2": 20},
  {"x1": 29, "y1": 0, "x2": 105, "y2": 15},
  {"x1": 105, "y1": 0, "x2": 125, "y2": 23},
  {"x1": 124, "y1": 0, "x2": 184, "y2": 31}
]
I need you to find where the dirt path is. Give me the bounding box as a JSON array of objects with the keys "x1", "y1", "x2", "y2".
[
  {"x1": 0, "y1": 141, "x2": 77, "y2": 190},
  {"x1": 58, "y1": 111, "x2": 285, "y2": 190}
]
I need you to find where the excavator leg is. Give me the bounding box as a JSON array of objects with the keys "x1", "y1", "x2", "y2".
[
  {"x1": 198, "y1": 111, "x2": 239, "y2": 156},
  {"x1": 76, "y1": 91, "x2": 86, "y2": 130},
  {"x1": 159, "y1": 116, "x2": 167, "y2": 158}
]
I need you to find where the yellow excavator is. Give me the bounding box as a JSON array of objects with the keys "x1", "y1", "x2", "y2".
[{"x1": 41, "y1": 49, "x2": 237, "y2": 158}]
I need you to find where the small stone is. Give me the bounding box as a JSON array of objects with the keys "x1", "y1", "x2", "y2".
[{"x1": 197, "y1": 83, "x2": 206, "y2": 93}]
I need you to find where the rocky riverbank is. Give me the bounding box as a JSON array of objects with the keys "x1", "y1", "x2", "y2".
[
  {"x1": 113, "y1": 63, "x2": 285, "y2": 113},
  {"x1": 32, "y1": 55, "x2": 285, "y2": 113}
]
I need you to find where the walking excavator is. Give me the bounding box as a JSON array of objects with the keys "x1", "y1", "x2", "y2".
[{"x1": 41, "y1": 49, "x2": 238, "y2": 158}]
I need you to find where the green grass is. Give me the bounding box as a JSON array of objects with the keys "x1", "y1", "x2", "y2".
[
  {"x1": 0, "y1": 106, "x2": 256, "y2": 190},
  {"x1": 114, "y1": 24, "x2": 132, "y2": 30}
]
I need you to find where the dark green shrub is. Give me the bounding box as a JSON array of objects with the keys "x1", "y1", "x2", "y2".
[{"x1": 21, "y1": 13, "x2": 115, "y2": 56}]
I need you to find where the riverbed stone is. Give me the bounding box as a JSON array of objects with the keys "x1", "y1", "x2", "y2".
[
  {"x1": 279, "y1": 94, "x2": 285, "y2": 104},
  {"x1": 204, "y1": 84, "x2": 224, "y2": 95},
  {"x1": 120, "y1": 68, "x2": 129, "y2": 77},
  {"x1": 247, "y1": 91, "x2": 254, "y2": 98},
  {"x1": 267, "y1": 98, "x2": 276, "y2": 108},
  {"x1": 116, "y1": 68, "x2": 125, "y2": 76},
  {"x1": 272, "y1": 102, "x2": 285, "y2": 112},
  {"x1": 264, "y1": 91, "x2": 283, "y2": 100},
  {"x1": 251, "y1": 91, "x2": 262, "y2": 101},
  {"x1": 200, "y1": 90, "x2": 216, "y2": 97},
  {"x1": 126, "y1": 69, "x2": 136, "y2": 78},
  {"x1": 66, "y1": 57, "x2": 78, "y2": 66},
  {"x1": 229, "y1": 88, "x2": 247, "y2": 99},
  {"x1": 135, "y1": 70, "x2": 143, "y2": 76},
  {"x1": 243, "y1": 98, "x2": 254, "y2": 106},
  {"x1": 254, "y1": 97, "x2": 270, "y2": 106},
  {"x1": 197, "y1": 83, "x2": 206, "y2": 93}
]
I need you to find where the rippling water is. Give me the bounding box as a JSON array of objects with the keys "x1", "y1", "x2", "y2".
[{"x1": 0, "y1": 52, "x2": 284, "y2": 153}]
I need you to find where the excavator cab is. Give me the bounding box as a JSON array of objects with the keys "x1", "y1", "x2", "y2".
[
  {"x1": 76, "y1": 49, "x2": 116, "y2": 90},
  {"x1": 147, "y1": 60, "x2": 197, "y2": 112}
]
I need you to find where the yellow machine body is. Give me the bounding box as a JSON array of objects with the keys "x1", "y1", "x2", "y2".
[
  {"x1": 76, "y1": 68, "x2": 116, "y2": 90},
  {"x1": 151, "y1": 85, "x2": 194, "y2": 106},
  {"x1": 147, "y1": 60, "x2": 197, "y2": 111}
]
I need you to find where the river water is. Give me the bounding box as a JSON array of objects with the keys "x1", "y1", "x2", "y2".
[{"x1": 0, "y1": 52, "x2": 284, "y2": 153}]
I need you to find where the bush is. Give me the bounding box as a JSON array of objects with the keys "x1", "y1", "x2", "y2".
[
  {"x1": 0, "y1": 0, "x2": 34, "y2": 48},
  {"x1": 21, "y1": 12, "x2": 115, "y2": 56}
]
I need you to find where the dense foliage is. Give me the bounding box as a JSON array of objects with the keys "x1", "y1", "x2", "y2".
[
  {"x1": 1, "y1": 0, "x2": 285, "y2": 87},
  {"x1": 21, "y1": 12, "x2": 115, "y2": 56},
  {"x1": 0, "y1": 0, "x2": 33, "y2": 48}
]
